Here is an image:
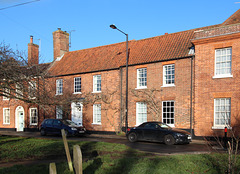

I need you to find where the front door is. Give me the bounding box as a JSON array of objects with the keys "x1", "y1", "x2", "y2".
[
  {"x1": 71, "y1": 102, "x2": 83, "y2": 126},
  {"x1": 18, "y1": 111, "x2": 24, "y2": 131}
]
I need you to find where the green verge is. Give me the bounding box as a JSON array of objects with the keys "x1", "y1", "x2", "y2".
[{"x1": 0, "y1": 136, "x2": 240, "y2": 174}]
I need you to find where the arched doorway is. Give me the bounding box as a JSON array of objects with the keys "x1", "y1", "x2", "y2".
[{"x1": 15, "y1": 106, "x2": 25, "y2": 131}]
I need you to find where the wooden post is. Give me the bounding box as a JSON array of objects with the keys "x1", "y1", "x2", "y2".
[
  {"x1": 61, "y1": 129, "x2": 73, "y2": 172},
  {"x1": 73, "y1": 145, "x2": 82, "y2": 174},
  {"x1": 49, "y1": 163, "x2": 57, "y2": 174}
]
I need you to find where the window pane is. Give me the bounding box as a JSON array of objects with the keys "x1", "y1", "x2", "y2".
[
  {"x1": 136, "y1": 102, "x2": 147, "y2": 125},
  {"x1": 162, "y1": 101, "x2": 174, "y2": 125},
  {"x1": 30, "y1": 108, "x2": 38, "y2": 125},
  {"x1": 163, "y1": 64, "x2": 175, "y2": 85},
  {"x1": 74, "y1": 77, "x2": 81, "y2": 93},
  {"x1": 215, "y1": 48, "x2": 232, "y2": 76},
  {"x1": 214, "y1": 98, "x2": 231, "y2": 126},
  {"x1": 93, "y1": 75, "x2": 101, "y2": 92},
  {"x1": 137, "y1": 68, "x2": 147, "y2": 88},
  {"x1": 93, "y1": 104, "x2": 101, "y2": 124}
]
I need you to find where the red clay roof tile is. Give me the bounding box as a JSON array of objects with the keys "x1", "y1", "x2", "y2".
[{"x1": 48, "y1": 24, "x2": 224, "y2": 77}]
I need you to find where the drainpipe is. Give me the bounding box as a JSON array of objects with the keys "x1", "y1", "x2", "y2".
[{"x1": 190, "y1": 55, "x2": 195, "y2": 138}]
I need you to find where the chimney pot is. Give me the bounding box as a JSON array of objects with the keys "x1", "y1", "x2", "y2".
[
  {"x1": 165, "y1": 33, "x2": 168, "y2": 35},
  {"x1": 28, "y1": 35, "x2": 39, "y2": 66},
  {"x1": 30, "y1": 35, "x2": 33, "y2": 43},
  {"x1": 58, "y1": 28, "x2": 61, "y2": 30}
]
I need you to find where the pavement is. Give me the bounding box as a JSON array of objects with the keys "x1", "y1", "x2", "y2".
[{"x1": 0, "y1": 130, "x2": 207, "y2": 144}]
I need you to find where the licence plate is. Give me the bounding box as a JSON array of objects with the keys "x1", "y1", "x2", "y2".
[{"x1": 79, "y1": 131, "x2": 85, "y2": 133}]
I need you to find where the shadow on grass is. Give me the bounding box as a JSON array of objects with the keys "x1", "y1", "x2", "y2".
[
  {"x1": 95, "y1": 142, "x2": 141, "y2": 174},
  {"x1": 83, "y1": 158, "x2": 102, "y2": 174}
]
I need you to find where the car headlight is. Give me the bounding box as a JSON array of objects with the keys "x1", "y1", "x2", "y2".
[{"x1": 71, "y1": 128, "x2": 77, "y2": 131}]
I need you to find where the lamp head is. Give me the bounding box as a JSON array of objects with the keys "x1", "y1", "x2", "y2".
[{"x1": 110, "y1": 24, "x2": 117, "y2": 29}]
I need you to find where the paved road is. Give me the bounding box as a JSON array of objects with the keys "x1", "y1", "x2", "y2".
[{"x1": 0, "y1": 131, "x2": 218, "y2": 155}]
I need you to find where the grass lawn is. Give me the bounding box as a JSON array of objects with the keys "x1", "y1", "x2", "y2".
[{"x1": 0, "y1": 135, "x2": 240, "y2": 174}]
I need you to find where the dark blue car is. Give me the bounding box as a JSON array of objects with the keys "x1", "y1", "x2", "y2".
[{"x1": 40, "y1": 119, "x2": 86, "y2": 137}]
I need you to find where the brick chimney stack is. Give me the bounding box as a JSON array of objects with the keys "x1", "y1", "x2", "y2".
[
  {"x1": 52, "y1": 28, "x2": 69, "y2": 60},
  {"x1": 28, "y1": 35, "x2": 39, "y2": 66}
]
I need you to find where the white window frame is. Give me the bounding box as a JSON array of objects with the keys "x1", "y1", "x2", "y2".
[
  {"x1": 3, "y1": 108, "x2": 10, "y2": 125},
  {"x1": 16, "y1": 83, "x2": 23, "y2": 99},
  {"x1": 30, "y1": 108, "x2": 38, "y2": 125},
  {"x1": 213, "y1": 47, "x2": 233, "y2": 79},
  {"x1": 3, "y1": 88, "x2": 10, "y2": 100},
  {"x1": 56, "y1": 79, "x2": 63, "y2": 95},
  {"x1": 93, "y1": 104, "x2": 101, "y2": 124},
  {"x1": 162, "y1": 64, "x2": 175, "y2": 87},
  {"x1": 74, "y1": 77, "x2": 82, "y2": 94},
  {"x1": 162, "y1": 101, "x2": 175, "y2": 127},
  {"x1": 93, "y1": 75, "x2": 101, "y2": 93},
  {"x1": 56, "y1": 105, "x2": 63, "y2": 119},
  {"x1": 136, "y1": 102, "x2": 147, "y2": 126},
  {"x1": 137, "y1": 68, "x2": 147, "y2": 89},
  {"x1": 213, "y1": 98, "x2": 231, "y2": 129},
  {"x1": 28, "y1": 81, "x2": 36, "y2": 99}
]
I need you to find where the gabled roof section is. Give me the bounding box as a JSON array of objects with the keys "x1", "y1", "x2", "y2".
[{"x1": 222, "y1": 9, "x2": 240, "y2": 25}]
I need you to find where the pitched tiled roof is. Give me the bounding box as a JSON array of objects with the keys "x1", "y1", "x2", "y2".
[
  {"x1": 48, "y1": 27, "x2": 213, "y2": 77},
  {"x1": 21, "y1": 63, "x2": 51, "y2": 76},
  {"x1": 222, "y1": 9, "x2": 240, "y2": 25},
  {"x1": 47, "y1": 10, "x2": 240, "y2": 77}
]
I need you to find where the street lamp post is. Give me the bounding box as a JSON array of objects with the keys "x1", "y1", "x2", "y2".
[{"x1": 110, "y1": 24, "x2": 129, "y2": 133}]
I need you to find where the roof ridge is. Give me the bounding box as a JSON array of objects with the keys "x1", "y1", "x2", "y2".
[{"x1": 65, "y1": 40, "x2": 136, "y2": 55}]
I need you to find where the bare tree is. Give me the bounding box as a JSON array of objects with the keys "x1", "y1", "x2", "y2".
[
  {"x1": 131, "y1": 88, "x2": 162, "y2": 120},
  {"x1": 0, "y1": 42, "x2": 60, "y2": 109}
]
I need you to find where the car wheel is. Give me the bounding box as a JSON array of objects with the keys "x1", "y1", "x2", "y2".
[
  {"x1": 40, "y1": 129, "x2": 46, "y2": 136},
  {"x1": 164, "y1": 134, "x2": 175, "y2": 145},
  {"x1": 128, "y1": 132, "x2": 138, "y2": 143}
]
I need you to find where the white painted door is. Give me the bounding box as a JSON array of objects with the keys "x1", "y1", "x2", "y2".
[
  {"x1": 19, "y1": 111, "x2": 24, "y2": 131},
  {"x1": 71, "y1": 102, "x2": 83, "y2": 126}
]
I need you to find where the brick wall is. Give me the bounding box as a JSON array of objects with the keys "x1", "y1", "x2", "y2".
[
  {"x1": 193, "y1": 33, "x2": 240, "y2": 136},
  {"x1": 125, "y1": 58, "x2": 192, "y2": 129}
]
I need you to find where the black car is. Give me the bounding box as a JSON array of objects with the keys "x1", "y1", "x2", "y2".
[
  {"x1": 126, "y1": 122, "x2": 191, "y2": 145},
  {"x1": 40, "y1": 119, "x2": 86, "y2": 137}
]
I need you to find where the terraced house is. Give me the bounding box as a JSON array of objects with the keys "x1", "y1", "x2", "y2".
[{"x1": 0, "y1": 9, "x2": 240, "y2": 137}]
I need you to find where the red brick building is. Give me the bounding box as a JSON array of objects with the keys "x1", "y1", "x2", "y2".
[{"x1": 0, "y1": 10, "x2": 239, "y2": 137}]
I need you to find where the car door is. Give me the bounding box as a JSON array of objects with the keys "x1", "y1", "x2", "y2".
[
  {"x1": 155, "y1": 124, "x2": 169, "y2": 142},
  {"x1": 142, "y1": 123, "x2": 158, "y2": 141},
  {"x1": 44, "y1": 119, "x2": 54, "y2": 133},
  {"x1": 52, "y1": 120, "x2": 62, "y2": 134}
]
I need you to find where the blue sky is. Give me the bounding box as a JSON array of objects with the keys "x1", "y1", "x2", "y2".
[{"x1": 0, "y1": 0, "x2": 239, "y2": 63}]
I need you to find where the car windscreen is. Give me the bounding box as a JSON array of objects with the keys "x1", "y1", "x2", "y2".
[
  {"x1": 157, "y1": 123, "x2": 171, "y2": 129},
  {"x1": 62, "y1": 120, "x2": 78, "y2": 126}
]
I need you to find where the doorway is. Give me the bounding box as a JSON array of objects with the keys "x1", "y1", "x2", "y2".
[{"x1": 15, "y1": 106, "x2": 25, "y2": 131}]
